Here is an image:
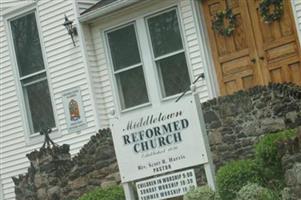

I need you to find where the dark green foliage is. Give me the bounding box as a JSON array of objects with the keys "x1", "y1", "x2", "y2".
[
  {"x1": 78, "y1": 186, "x2": 125, "y2": 200},
  {"x1": 255, "y1": 129, "x2": 297, "y2": 188},
  {"x1": 216, "y1": 159, "x2": 262, "y2": 200}
]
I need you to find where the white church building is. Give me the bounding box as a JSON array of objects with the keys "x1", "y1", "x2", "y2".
[{"x1": 1, "y1": 0, "x2": 301, "y2": 199}]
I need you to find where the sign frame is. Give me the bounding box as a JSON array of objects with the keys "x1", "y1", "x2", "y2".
[
  {"x1": 111, "y1": 95, "x2": 208, "y2": 182},
  {"x1": 110, "y1": 89, "x2": 216, "y2": 200}
]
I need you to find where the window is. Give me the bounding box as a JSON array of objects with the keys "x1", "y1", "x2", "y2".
[
  {"x1": 147, "y1": 9, "x2": 190, "y2": 97},
  {"x1": 10, "y1": 12, "x2": 55, "y2": 134},
  {"x1": 106, "y1": 8, "x2": 190, "y2": 110},
  {"x1": 107, "y1": 24, "x2": 149, "y2": 109}
]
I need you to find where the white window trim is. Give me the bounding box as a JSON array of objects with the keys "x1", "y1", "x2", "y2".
[
  {"x1": 4, "y1": 4, "x2": 60, "y2": 145},
  {"x1": 144, "y1": 7, "x2": 192, "y2": 100},
  {"x1": 105, "y1": 22, "x2": 152, "y2": 112},
  {"x1": 101, "y1": 2, "x2": 194, "y2": 114}
]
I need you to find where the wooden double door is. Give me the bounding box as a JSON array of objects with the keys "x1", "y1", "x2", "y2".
[{"x1": 201, "y1": 0, "x2": 301, "y2": 95}]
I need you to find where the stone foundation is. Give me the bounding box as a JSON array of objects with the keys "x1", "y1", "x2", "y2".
[
  {"x1": 202, "y1": 83, "x2": 301, "y2": 168},
  {"x1": 281, "y1": 127, "x2": 301, "y2": 199},
  {"x1": 13, "y1": 83, "x2": 301, "y2": 199},
  {"x1": 13, "y1": 129, "x2": 119, "y2": 200}
]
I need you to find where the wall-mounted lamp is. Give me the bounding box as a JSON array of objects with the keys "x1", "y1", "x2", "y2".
[{"x1": 63, "y1": 15, "x2": 77, "y2": 46}]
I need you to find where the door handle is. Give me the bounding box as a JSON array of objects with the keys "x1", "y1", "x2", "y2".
[{"x1": 251, "y1": 58, "x2": 256, "y2": 64}]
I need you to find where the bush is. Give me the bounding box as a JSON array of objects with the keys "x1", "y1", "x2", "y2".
[
  {"x1": 235, "y1": 183, "x2": 280, "y2": 200},
  {"x1": 281, "y1": 187, "x2": 296, "y2": 200},
  {"x1": 78, "y1": 186, "x2": 125, "y2": 200},
  {"x1": 183, "y1": 185, "x2": 220, "y2": 200},
  {"x1": 255, "y1": 129, "x2": 297, "y2": 186},
  {"x1": 216, "y1": 159, "x2": 262, "y2": 200}
]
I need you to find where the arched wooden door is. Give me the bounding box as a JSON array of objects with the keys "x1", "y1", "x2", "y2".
[{"x1": 201, "y1": 0, "x2": 301, "y2": 95}]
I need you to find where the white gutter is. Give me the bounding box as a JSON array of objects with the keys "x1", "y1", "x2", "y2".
[{"x1": 79, "y1": 0, "x2": 140, "y2": 23}]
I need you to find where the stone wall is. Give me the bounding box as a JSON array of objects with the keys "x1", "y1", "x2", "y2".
[
  {"x1": 13, "y1": 83, "x2": 301, "y2": 199},
  {"x1": 13, "y1": 129, "x2": 119, "y2": 200},
  {"x1": 202, "y1": 83, "x2": 301, "y2": 168},
  {"x1": 281, "y1": 127, "x2": 301, "y2": 199},
  {"x1": 283, "y1": 160, "x2": 301, "y2": 199}
]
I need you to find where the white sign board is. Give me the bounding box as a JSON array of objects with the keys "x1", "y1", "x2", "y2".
[
  {"x1": 111, "y1": 95, "x2": 208, "y2": 182},
  {"x1": 136, "y1": 169, "x2": 197, "y2": 200},
  {"x1": 62, "y1": 87, "x2": 87, "y2": 133}
]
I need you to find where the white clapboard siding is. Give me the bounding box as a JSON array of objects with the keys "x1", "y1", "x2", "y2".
[
  {"x1": 77, "y1": 0, "x2": 99, "y2": 14},
  {"x1": 178, "y1": 0, "x2": 209, "y2": 100},
  {"x1": 85, "y1": 26, "x2": 113, "y2": 128},
  {"x1": 35, "y1": 0, "x2": 97, "y2": 154},
  {"x1": 0, "y1": 0, "x2": 98, "y2": 199},
  {"x1": 85, "y1": 0, "x2": 210, "y2": 128},
  {"x1": 0, "y1": 0, "x2": 31, "y2": 12},
  {"x1": 1, "y1": 10, "x2": 26, "y2": 199}
]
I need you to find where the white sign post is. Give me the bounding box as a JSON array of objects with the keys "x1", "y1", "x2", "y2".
[{"x1": 110, "y1": 88, "x2": 216, "y2": 200}]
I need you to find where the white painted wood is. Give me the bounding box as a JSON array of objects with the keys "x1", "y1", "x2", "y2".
[
  {"x1": 191, "y1": 85, "x2": 216, "y2": 191},
  {"x1": 178, "y1": 0, "x2": 210, "y2": 100},
  {"x1": 79, "y1": 0, "x2": 141, "y2": 22},
  {"x1": 72, "y1": 0, "x2": 102, "y2": 131},
  {"x1": 77, "y1": 0, "x2": 99, "y2": 14},
  {"x1": 0, "y1": 0, "x2": 98, "y2": 199},
  {"x1": 0, "y1": 175, "x2": 4, "y2": 200},
  {"x1": 0, "y1": 0, "x2": 32, "y2": 13},
  {"x1": 84, "y1": 0, "x2": 210, "y2": 125},
  {"x1": 0, "y1": 0, "x2": 299, "y2": 199},
  {"x1": 123, "y1": 183, "x2": 137, "y2": 200},
  {"x1": 189, "y1": 0, "x2": 219, "y2": 98}
]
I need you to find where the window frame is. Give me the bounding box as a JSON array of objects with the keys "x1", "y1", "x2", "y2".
[
  {"x1": 5, "y1": 6, "x2": 58, "y2": 144},
  {"x1": 102, "y1": 3, "x2": 193, "y2": 113},
  {"x1": 105, "y1": 21, "x2": 152, "y2": 112},
  {"x1": 145, "y1": 7, "x2": 191, "y2": 100}
]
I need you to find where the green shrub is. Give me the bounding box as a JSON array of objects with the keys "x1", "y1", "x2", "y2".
[
  {"x1": 183, "y1": 185, "x2": 220, "y2": 200},
  {"x1": 216, "y1": 159, "x2": 262, "y2": 200},
  {"x1": 255, "y1": 129, "x2": 297, "y2": 186},
  {"x1": 78, "y1": 186, "x2": 125, "y2": 200},
  {"x1": 235, "y1": 183, "x2": 280, "y2": 200}
]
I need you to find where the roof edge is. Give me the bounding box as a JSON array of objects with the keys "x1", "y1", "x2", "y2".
[{"x1": 79, "y1": 0, "x2": 140, "y2": 23}]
